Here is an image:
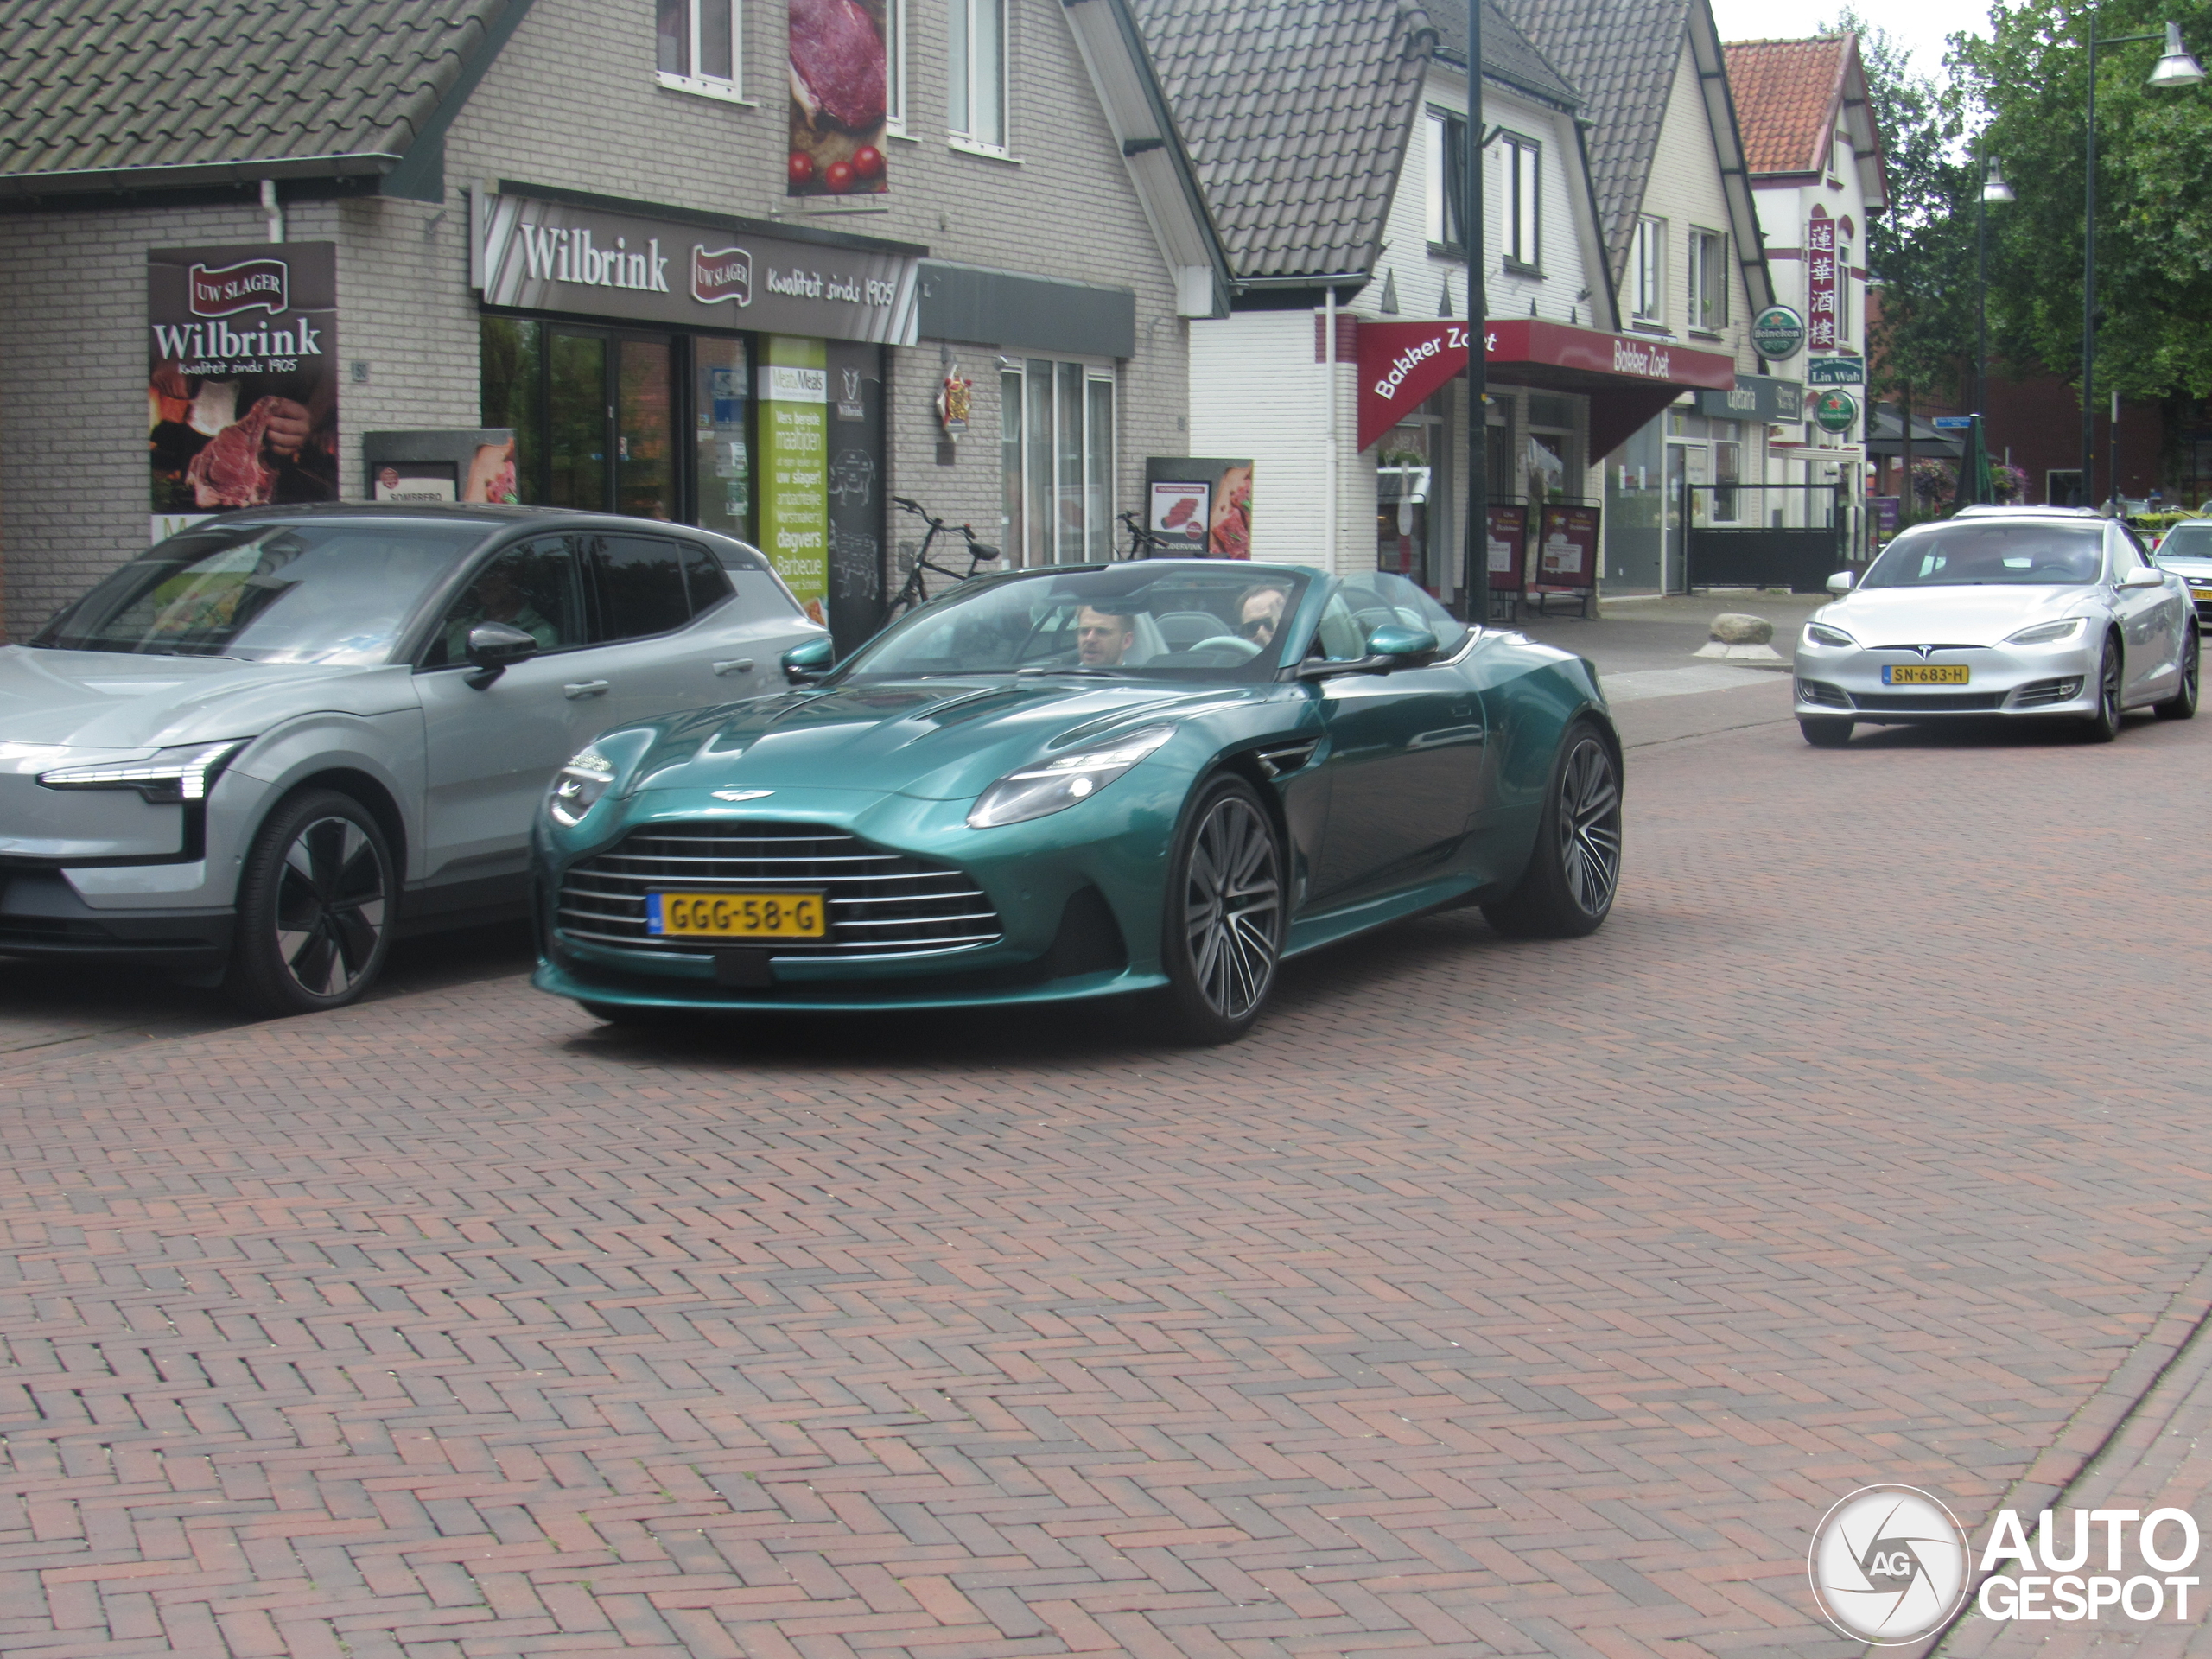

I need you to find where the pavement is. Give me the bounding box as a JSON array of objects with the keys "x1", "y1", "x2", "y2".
[{"x1": 7, "y1": 612, "x2": 2212, "y2": 1658}]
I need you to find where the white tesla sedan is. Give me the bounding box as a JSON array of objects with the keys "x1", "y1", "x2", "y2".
[{"x1": 1793, "y1": 506, "x2": 2199, "y2": 746}]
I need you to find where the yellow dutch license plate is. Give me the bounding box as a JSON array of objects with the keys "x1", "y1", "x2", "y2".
[
  {"x1": 647, "y1": 891, "x2": 826, "y2": 940},
  {"x1": 1881, "y1": 664, "x2": 1971, "y2": 685}
]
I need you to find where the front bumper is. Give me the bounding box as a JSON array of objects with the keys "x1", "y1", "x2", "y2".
[
  {"x1": 0, "y1": 868, "x2": 234, "y2": 968},
  {"x1": 1792, "y1": 639, "x2": 2100, "y2": 720}
]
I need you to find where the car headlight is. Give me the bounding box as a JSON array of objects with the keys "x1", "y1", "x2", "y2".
[
  {"x1": 35, "y1": 739, "x2": 246, "y2": 804},
  {"x1": 548, "y1": 745, "x2": 618, "y2": 828},
  {"x1": 1803, "y1": 623, "x2": 1856, "y2": 648},
  {"x1": 967, "y1": 726, "x2": 1176, "y2": 829},
  {"x1": 2005, "y1": 617, "x2": 2087, "y2": 645}
]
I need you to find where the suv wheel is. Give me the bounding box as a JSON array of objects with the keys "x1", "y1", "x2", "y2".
[{"x1": 225, "y1": 789, "x2": 395, "y2": 1018}]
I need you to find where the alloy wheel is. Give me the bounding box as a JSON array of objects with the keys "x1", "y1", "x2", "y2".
[
  {"x1": 273, "y1": 815, "x2": 391, "y2": 997},
  {"x1": 1557, "y1": 737, "x2": 1623, "y2": 917},
  {"x1": 2101, "y1": 645, "x2": 2123, "y2": 728},
  {"x1": 1183, "y1": 794, "x2": 1281, "y2": 1020}
]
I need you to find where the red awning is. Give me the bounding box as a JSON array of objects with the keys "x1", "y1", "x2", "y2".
[{"x1": 1356, "y1": 318, "x2": 1738, "y2": 455}]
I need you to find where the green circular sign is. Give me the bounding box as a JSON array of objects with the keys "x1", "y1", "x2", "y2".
[
  {"x1": 1813, "y1": 389, "x2": 1859, "y2": 433},
  {"x1": 1751, "y1": 304, "x2": 1806, "y2": 360}
]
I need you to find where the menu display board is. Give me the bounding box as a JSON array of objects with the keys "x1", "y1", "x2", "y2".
[
  {"x1": 1535, "y1": 504, "x2": 1599, "y2": 592},
  {"x1": 1486, "y1": 503, "x2": 1529, "y2": 592},
  {"x1": 760, "y1": 335, "x2": 830, "y2": 620}
]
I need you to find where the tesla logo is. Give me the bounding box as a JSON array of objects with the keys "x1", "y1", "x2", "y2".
[{"x1": 711, "y1": 788, "x2": 775, "y2": 801}]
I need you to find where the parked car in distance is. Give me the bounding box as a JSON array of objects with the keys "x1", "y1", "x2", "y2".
[
  {"x1": 531, "y1": 563, "x2": 1624, "y2": 1046},
  {"x1": 2151, "y1": 518, "x2": 2212, "y2": 629},
  {"x1": 1793, "y1": 505, "x2": 2198, "y2": 747},
  {"x1": 0, "y1": 505, "x2": 823, "y2": 1014}
]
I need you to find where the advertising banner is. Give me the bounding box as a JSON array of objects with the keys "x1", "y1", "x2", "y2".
[
  {"x1": 1144, "y1": 458, "x2": 1252, "y2": 557},
  {"x1": 148, "y1": 243, "x2": 338, "y2": 542},
  {"x1": 1535, "y1": 504, "x2": 1599, "y2": 592},
  {"x1": 760, "y1": 336, "x2": 830, "y2": 620},
  {"x1": 1808, "y1": 356, "x2": 1865, "y2": 385},
  {"x1": 1807, "y1": 207, "x2": 1838, "y2": 352},
  {"x1": 787, "y1": 0, "x2": 889, "y2": 198},
  {"x1": 823, "y1": 341, "x2": 886, "y2": 652},
  {"x1": 1695, "y1": 373, "x2": 1807, "y2": 425},
  {"x1": 474, "y1": 192, "x2": 918, "y2": 343},
  {"x1": 1486, "y1": 503, "x2": 1529, "y2": 592}
]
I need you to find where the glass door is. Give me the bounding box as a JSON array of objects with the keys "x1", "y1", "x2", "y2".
[
  {"x1": 617, "y1": 337, "x2": 675, "y2": 521},
  {"x1": 547, "y1": 330, "x2": 608, "y2": 510}
]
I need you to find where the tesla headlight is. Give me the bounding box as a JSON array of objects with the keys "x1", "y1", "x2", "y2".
[
  {"x1": 36, "y1": 739, "x2": 246, "y2": 804},
  {"x1": 968, "y1": 726, "x2": 1176, "y2": 829},
  {"x1": 548, "y1": 745, "x2": 618, "y2": 828},
  {"x1": 1803, "y1": 623, "x2": 1856, "y2": 648},
  {"x1": 2005, "y1": 617, "x2": 2087, "y2": 645}
]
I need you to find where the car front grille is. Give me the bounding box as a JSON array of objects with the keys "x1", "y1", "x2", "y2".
[
  {"x1": 2013, "y1": 677, "x2": 2086, "y2": 708},
  {"x1": 1848, "y1": 690, "x2": 2006, "y2": 712},
  {"x1": 556, "y1": 822, "x2": 1003, "y2": 957},
  {"x1": 1796, "y1": 678, "x2": 1851, "y2": 709}
]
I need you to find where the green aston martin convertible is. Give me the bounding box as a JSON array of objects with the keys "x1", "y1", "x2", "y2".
[{"x1": 530, "y1": 562, "x2": 1621, "y2": 1042}]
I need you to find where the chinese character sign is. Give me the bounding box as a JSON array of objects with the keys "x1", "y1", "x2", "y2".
[{"x1": 1806, "y1": 208, "x2": 1837, "y2": 351}]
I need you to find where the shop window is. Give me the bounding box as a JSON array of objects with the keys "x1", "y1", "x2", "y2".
[
  {"x1": 1631, "y1": 216, "x2": 1665, "y2": 321},
  {"x1": 1001, "y1": 359, "x2": 1114, "y2": 565},
  {"x1": 949, "y1": 0, "x2": 1007, "y2": 151},
  {"x1": 480, "y1": 315, "x2": 542, "y2": 502},
  {"x1": 549, "y1": 331, "x2": 609, "y2": 511},
  {"x1": 1713, "y1": 439, "x2": 1741, "y2": 522},
  {"x1": 658, "y1": 0, "x2": 742, "y2": 97},
  {"x1": 1425, "y1": 111, "x2": 1469, "y2": 249},
  {"x1": 1500, "y1": 134, "x2": 1540, "y2": 270},
  {"x1": 1688, "y1": 228, "x2": 1728, "y2": 331},
  {"x1": 694, "y1": 335, "x2": 753, "y2": 537}
]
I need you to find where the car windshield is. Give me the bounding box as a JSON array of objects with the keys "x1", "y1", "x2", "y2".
[
  {"x1": 1860, "y1": 523, "x2": 2104, "y2": 588},
  {"x1": 30, "y1": 520, "x2": 489, "y2": 664},
  {"x1": 2156, "y1": 524, "x2": 2212, "y2": 559},
  {"x1": 836, "y1": 565, "x2": 1315, "y2": 682}
]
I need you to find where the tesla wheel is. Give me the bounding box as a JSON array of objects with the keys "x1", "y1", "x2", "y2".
[
  {"x1": 2081, "y1": 635, "x2": 2124, "y2": 742},
  {"x1": 224, "y1": 789, "x2": 395, "y2": 1018},
  {"x1": 1799, "y1": 716, "x2": 1854, "y2": 747},
  {"x1": 1160, "y1": 776, "x2": 1283, "y2": 1045},
  {"x1": 1483, "y1": 721, "x2": 1623, "y2": 939},
  {"x1": 2154, "y1": 626, "x2": 2199, "y2": 720}
]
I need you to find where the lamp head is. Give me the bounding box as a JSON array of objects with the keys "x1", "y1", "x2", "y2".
[
  {"x1": 1982, "y1": 161, "x2": 2015, "y2": 203},
  {"x1": 2148, "y1": 20, "x2": 2206, "y2": 87}
]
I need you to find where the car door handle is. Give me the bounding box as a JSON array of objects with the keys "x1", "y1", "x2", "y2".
[
  {"x1": 713, "y1": 659, "x2": 755, "y2": 677},
  {"x1": 563, "y1": 680, "x2": 611, "y2": 699}
]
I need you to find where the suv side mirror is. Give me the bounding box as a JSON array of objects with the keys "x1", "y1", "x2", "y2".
[
  {"x1": 463, "y1": 620, "x2": 539, "y2": 689},
  {"x1": 1826, "y1": 571, "x2": 1855, "y2": 595},
  {"x1": 781, "y1": 636, "x2": 835, "y2": 684}
]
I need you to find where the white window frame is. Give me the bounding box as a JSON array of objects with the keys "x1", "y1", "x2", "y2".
[
  {"x1": 655, "y1": 0, "x2": 747, "y2": 102},
  {"x1": 1688, "y1": 226, "x2": 1728, "y2": 332},
  {"x1": 1424, "y1": 110, "x2": 1469, "y2": 249},
  {"x1": 883, "y1": 0, "x2": 906, "y2": 137},
  {"x1": 1630, "y1": 215, "x2": 1665, "y2": 321},
  {"x1": 948, "y1": 0, "x2": 1009, "y2": 156},
  {"x1": 1499, "y1": 133, "x2": 1541, "y2": 270},
  {"x1": 1001, "y1": 359, "x2": 1116, "y2": 566}
]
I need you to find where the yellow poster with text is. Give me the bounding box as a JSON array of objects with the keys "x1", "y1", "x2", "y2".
[{"x1": 761, "y1": 335, "x2": 829, "y2": 620}]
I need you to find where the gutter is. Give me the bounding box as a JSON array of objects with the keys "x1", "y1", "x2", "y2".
[{"x1": 0, "y1": 152, "x2": 398, "y2": 199}]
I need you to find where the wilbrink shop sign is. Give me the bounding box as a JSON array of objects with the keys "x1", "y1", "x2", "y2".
[
  {"x1": 474, "y1": 191, "x2": 919, "y2": 344},
  {"x1": 148, "y1": 243, "x2": 339, "y2": 540}
]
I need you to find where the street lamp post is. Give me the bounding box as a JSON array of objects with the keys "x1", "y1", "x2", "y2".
[
  {"x1": 2081, "y1": 14, "x2": 2203, "y2": 508},
  {"x1": 1462, "y1": 2, "x2": 1487, "y2": 620},
  {"x1": 1974, "y1": 149, "x2": 2012, "y2": 505}
]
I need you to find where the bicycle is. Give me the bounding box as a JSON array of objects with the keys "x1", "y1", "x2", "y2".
[
  {"x1": 884, "y1": 497, "x2": 1001, "y2": 621},
  {"x1": 1116, "y1": 510, "x2": 1172, "y2": 560}
]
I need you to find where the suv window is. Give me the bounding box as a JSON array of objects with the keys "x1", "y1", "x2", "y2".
[
  {"x1": 424, "y1": 537, "x2": 588, "y2": 668},
  {"x1": 679, "y1": 542, "x2": 734, "y2": 615},
  {"x1": 588, "y1": 535, "x2": 693, "y2": 642}
]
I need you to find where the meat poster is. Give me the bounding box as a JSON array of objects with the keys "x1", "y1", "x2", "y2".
[
  {"x1": 788, "y1": 0, "x2": 888, "y2": 196},
  {"x1": 148, "y1": 243, "x2": 338, "y2": 542},
  {"x1": 1144, "y1": 458, "x2": 1253, "y2": 557}
]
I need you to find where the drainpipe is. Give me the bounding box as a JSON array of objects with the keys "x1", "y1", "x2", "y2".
[
  {"x1": 261, "y1": 180, "x2": 285, "y2": 244},
  {"x1": 1325, "y1": 285, "x2": 1338, "y2": 572}
]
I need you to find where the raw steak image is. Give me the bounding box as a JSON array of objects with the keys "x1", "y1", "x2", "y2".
[
  {"x1": 790, "y1": 0, "x2": 886, "y2": 130},
  {"x1": 186, "y1": 397, "x2": 280, "y2": 508},
  {"x1": 1162, "y1": 495, "x2": 1198, "y2": 529}
]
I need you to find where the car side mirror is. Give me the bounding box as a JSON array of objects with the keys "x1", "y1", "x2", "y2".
[
  {"x1": 462, "y1": 620, "x2": 539, "y2": 689},
  {"x1": 1366, "y1": 624, "x2": 1440, "y2": 668},
  {"x1": 781, "y1": 636, "x2": 836, "y2": 684},
  {"x1": 2120, "y1": 565, "x2": 2166, "y2": 588},
  {"x1": 1826, "y1": 571, "x2": 1855, "y2": 595}
]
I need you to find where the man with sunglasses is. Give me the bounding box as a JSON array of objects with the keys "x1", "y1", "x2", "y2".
[{"x1": 1235, "y1": 583, "x2": 1289, "y2": 652}]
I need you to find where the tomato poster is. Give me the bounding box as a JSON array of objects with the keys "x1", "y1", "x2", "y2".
[
  {"x1": 1144, "y1": 458, "x2": 1253, "y2": 557},
  {"x1": 788, "y1": 0, "x2": 889, "y2": 196}
]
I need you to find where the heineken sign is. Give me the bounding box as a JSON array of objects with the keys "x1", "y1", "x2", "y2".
[
  {"x1": 1751, "y1": 304, "x2": 1805, "y2": 360},
  {"x1": 1808, "y1": 354, "x2": 1866, "y2": 385},
  {"x1": 1813, "y1": 389, "x2": 1859, "y2": 434}
]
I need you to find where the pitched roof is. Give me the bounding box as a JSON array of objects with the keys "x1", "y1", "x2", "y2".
[
  {"x1": 1721, "y1": 35, "x2": 1850, "y2": 175},
  {"x1": 1424, "y1": 0, "x2": 1580, "y2": 109},
  {"x1": 1130, "y1": 0, "x2": 1440, "y2": 283},
  {"x1": 0, "y1": 0, "x2": 524, "y2": 196}
]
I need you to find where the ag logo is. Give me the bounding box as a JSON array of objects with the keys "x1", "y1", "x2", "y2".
[{"x1": 1809, "y1": 1485, "x2": 1969, "y2": 1644}]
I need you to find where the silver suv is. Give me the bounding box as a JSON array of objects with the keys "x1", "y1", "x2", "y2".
[{"x1": 0, "y1": 505, "x2": 823, "y2": 1014}]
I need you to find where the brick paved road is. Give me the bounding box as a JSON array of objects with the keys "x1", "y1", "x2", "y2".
[{"x1": 3, "y1": 703, "x2": 2210, "y2": 1658}]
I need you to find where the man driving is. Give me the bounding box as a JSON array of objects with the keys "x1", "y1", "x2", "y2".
[
  {"x1": 1236, "y1": 583, "x2": 1289, "y2": 652},
  {"x1": 445, "y1": 564, "x2": 557, "y2": 662},
  {"x1": 1075, "y1": 604, "x2": 1135, "y2": 668}
]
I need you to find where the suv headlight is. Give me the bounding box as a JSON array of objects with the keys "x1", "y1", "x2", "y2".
[
  {"x1": 968, "y1": 726, "x2": 1176, "y2": 829},
  {"x1": 1803, "y1": 623, "x2": 1856, "y2": 648},
  {"x1": 2005, "y1": 617, "x2": 2086, "y2": 645},
  {"x1": 548, "y1": 746, "x2": 618, "y2": 827},
  {"x1": 36, "y1": 739, "x2": 246, "y2": 804}
]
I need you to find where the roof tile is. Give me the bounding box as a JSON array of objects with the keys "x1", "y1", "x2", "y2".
[{"x1": 1721, "y1": 35, "x2": 1847, "y2": 176}]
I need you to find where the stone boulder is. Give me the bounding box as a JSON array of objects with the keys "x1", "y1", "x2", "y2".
[{"x1": 1708, "y1": 613, "x2": 1774, "y2": 645}]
